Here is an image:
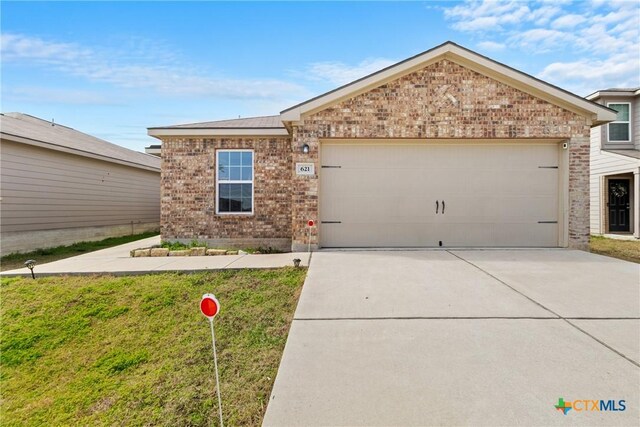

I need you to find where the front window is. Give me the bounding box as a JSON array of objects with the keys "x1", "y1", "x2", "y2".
[
  {"x1": 216, "y1": 150, "x2": 253, "y2": 214},
  {"x1": 607, "y1": 103, "x2": 631, "y2": 142}
]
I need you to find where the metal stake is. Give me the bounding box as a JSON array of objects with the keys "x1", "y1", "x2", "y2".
[
  {"x1": 209, "y1": 319, "x2": 224, "y2": 427},
  {"x1": 308, "y1": 226, "x2": 311, "y2": 253}
]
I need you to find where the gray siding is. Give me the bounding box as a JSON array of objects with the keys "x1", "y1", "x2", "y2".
[
  {"x1": 636, "y1": 96, "x2": 640, "y2": 151},
  {"x1": 589, "y1": 127, "x2": 640, "y2": 234},
  {"x1": 0, "y1": 139, "x2": 160, "y2": 253}
]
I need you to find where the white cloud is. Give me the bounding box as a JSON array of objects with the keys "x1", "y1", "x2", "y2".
[
  {"x1": 302, "y1": 58, "x2": 397, "y2": 86},
  {"x1": 444, "y1": 1, "x2": 531, "y2": 31},
  {"x1": 530, "y1": 5, "x2": 562, "y2": 25},
  {"x1": 551, "y1": 14, "x2": 587, "y2": 29},
  {"x1": 452, "y1": 16, "x2": 499, "y2": 32},
  {"x1": 477, "y1": 41, "x2": 506, "y2": 51},
  {"x1": 5, "y1": 86, "x2": 123, "y2": 105},
  {"x1": 0, "y1": 33, "x2": 309, "y2": 100},
  {"x1": 508, "y1": 28, "x2": 576, "y2": 52},
  {"x1": 0, "y1": 33, "x2": 90, "y2": 62},
  {"x1": 442, "y1": 0, "x2": 640, "y2": 95},
  {"x1": 539, "y1": 53, "x2": 639, "y2": 95}
]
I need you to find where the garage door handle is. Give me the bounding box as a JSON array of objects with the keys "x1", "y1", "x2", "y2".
[
  {"x1": 442, "y1": 200, "x2": 445, "y2": 214},
  {"x1": 436, "y1": 200, "x2": 439, "y2": 214}
]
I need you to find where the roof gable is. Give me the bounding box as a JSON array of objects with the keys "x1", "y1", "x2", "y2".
[
  {"x1": 280, "y1": 41, "x2": 616, "y2": 126},
  {"x1": 302, "y1": 59, "x2": 591, "y2": 139}
]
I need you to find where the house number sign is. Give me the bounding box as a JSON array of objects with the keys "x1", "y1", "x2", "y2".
[{"x1": 296, "y1": 163, "x2": 315, "y2": 176}]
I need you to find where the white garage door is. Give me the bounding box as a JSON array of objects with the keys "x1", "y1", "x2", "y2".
[{"x1": 320, "y1": 142, "x2": 560, "y2": 247}]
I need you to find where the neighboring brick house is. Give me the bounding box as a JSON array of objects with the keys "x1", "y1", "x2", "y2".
[
  {"x1": 148, "y1": 42, "x2": 616, "y2": 251},
  {"x1": 587, "y1": 88, "x2": 640, "y2": 239}
]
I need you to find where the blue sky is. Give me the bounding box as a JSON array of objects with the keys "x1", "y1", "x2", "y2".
[{"x1": 1, "y1": 1, "x2": 639, "y2": 151}]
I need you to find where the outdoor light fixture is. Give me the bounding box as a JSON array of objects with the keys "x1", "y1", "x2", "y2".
[
  {"x1": 301, "y1": 144, "x2": 310, "y2": 154},
  {"x1": 24, "y1": 259, "x2": 36, "y2": 279},
  {"x1": 293, "y1": 258, "x2": 302, "y2": 267}
]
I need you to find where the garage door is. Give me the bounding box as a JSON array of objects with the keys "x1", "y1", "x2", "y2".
[{"x1": 319, "y1": 142, "x2": 560, "y2": 247}]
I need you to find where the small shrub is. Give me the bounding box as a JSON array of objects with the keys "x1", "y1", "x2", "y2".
[
  {"x1": 242, "y1": 246, "x2": 284, "y2": 254},
  {"x1": 188, "y1": 240, "x2": 208, "y2": 248},
  {"x1": 160, "y1": 241, "x2": 189, "y2": 250}
]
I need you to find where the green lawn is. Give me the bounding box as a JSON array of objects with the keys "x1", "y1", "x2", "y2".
[
  {"x1": 1, "y1": 232, "x2": 159, "y2": 271},
  {"x1": 1, "y1": 268, "x2": 306, "y2": 426},
  {"x1": 590, "y1": 235, "x2": 640, "y2": 263}
]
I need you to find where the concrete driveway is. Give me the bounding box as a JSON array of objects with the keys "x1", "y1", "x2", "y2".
[{"x1": 263, "y1": 250, "x2": 640, "y2": 426}]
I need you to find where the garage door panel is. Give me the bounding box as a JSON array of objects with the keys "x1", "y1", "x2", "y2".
[
  {"x1": 493, "y1": 223, "x2": 558, "y2": 247},
  {"x1": 330, "y1": 169, "x2": 430, "y2": 194},
  {"x1": 324, "y1": 195, "x2": 436, "y2": 222},
  {"x1": 419, "y1": 222, "x2": 557, "y2": 248},
  {"x1": 321, "y1": 223, "x2": 444, "y2": 247},
  {"x1": 442, "y1": 195, "x2": 557, "y2": 221},
  {"x1": 323, "y1": 223, "x2": 558, "y2": 248},
  {"x1": 499, "y1": 170, "x2": 557, "y2": 194},
  {"x1": 440, "y1": 170, "x2": 557, "y2": 195},
  {"x1": 435, "y1": 223, "x2": 495, "y2": 247},
  {"x1": 320, "y1": 143, "x2": 560, "y2": 247}
]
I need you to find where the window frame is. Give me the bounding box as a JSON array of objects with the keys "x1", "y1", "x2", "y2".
[
  {"x1": 607, "y1": 102, "x2": 631, "y2": 143},
  {"x1": 215, "y1": 149, "x2": 254, "y2": 215}
]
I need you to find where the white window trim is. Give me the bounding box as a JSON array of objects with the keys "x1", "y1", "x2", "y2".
[
  {"x1": 215, "y1": 149, "x2": 254, "y2": 215},
  {"x1": 607, "y1": 102, "x2": 631, "y2": 143}
]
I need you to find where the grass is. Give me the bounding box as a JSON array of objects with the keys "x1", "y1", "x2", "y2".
[
  {"x1": 590, "y1": 235, "x2": 640, "y2": 263},
  {"x1": 1, "y1": 232, "x2": 159, "y2": 271},
  {"x1": 0, "y1": 268, "x2": 306, "y2": 426}
]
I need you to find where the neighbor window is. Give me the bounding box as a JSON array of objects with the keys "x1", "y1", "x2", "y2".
[
  {"x1": 607, "y1": 103, "x2": 631, "y2": 142},
  {"x1": 216, "y1": 150, "x2": 253, "y2": 214}
]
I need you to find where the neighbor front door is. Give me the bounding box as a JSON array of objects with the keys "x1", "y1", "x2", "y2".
[{"x1": 608, "y1": 179, "x2": 630, "y2": 232}]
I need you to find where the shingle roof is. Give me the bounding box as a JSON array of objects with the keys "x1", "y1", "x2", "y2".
[
  {"x1": 604, "y1": 149, "x2": 640, "y2": 160},
  {"x1": 1, "y1": 113, "x2": 160, "y2": 171},
  {"x1": 586, "y1": 87, "x2": 640, "y2": 100},
  {"x1": 150, "y1": 115, "x2": 285, "y2": 129}
]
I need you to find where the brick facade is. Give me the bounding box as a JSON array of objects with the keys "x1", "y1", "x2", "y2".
[
  {"x1": 567, "y1": 136, "x2": 591, "y2": 248},
  {"x1": 160, "y1": 59, "x2": 592, "y2": 251},
  {"x1": 160, "y1": 137, "x2": 292, "y2": 251}
]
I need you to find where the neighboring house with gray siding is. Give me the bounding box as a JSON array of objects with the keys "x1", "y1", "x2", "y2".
[
  {"x1": 587, "y1": 88, "x2": 640, "y2": 239},
  {"x1": 0, "y1": 113, "x2": 161, "y2": 256}
]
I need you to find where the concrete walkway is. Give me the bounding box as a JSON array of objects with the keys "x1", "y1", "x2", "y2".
[
  {"x1": 264, "y1": 249, "x2": 640, "y2": 426},
  {"x1": 1, "y1": 235, "x2": 309, "y2": 277}
]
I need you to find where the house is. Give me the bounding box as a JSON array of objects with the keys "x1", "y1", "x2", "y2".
[
  {"x1": 586, "y1": 88, "x2": 639, "y2": 239},
  {"x1": 145, "y1": 144, "x2": 161, "y2": 157},
  {"x1": 0, "y1": 113, "x2": 161, "y2": 256},
  {"x1": 148, "y1": 41, "x2": 616, "y2": 252}
]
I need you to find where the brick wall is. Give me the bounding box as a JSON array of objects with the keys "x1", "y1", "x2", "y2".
[
  {"x1": 292, "y1": 59, "x2": 591, "y2": 249},
  {"x1": 160, "y1": 137, "x2": 292, "y2": 251}
]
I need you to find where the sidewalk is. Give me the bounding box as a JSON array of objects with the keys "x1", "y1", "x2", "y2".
[{"x1": 1, "y1": 236, "x2": 310, "y2": 277}]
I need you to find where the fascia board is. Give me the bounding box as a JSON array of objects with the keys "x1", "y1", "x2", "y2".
[{"x1": 147, "y1": 128, "x2": 290, "y2": 137}]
